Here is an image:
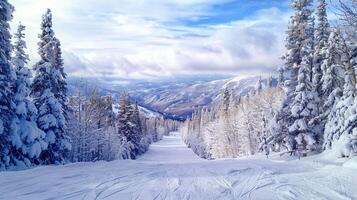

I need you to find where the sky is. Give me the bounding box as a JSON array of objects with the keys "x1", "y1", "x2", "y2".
[{"x1": 10, "y1": 0, "x2": 292, "y2": 80}]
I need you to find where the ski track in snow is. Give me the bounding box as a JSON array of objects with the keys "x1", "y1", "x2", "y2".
[{"x1": 1, "y1": 132, "x2": 357, "y2": 200}]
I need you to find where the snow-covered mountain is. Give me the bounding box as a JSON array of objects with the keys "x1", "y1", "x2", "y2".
[
  {"x1": 133, "y1": 76, "x2": 271, "y2": 119},
  {"x1": 68, "y1": 75, "x2": 276, "y2": 120}
]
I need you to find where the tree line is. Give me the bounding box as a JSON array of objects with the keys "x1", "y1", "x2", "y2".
[
  {"x1": 181, "y1": 77, "x2": 284, "y2": 159},
  {"x1": 68, "y1": 89, "x2": 180, "y2": 162}
]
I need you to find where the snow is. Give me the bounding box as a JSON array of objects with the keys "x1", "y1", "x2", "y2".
[{"x1": 1, "y1": 132, "x2": 357, "y2": 200}]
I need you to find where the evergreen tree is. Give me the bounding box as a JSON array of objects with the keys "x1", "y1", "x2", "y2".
[
  {"x1": 0, "y1": 0, "x2": 14, "y2": 169},
  {"x1": 282, "y1": 0, "x2": 314, "y2": 88},
  {"x1": 133, "y1": 102, "x2": 145, "y2": 154},
  {"x1": 52, "y1": 38, "x2": 68, "y2": 116},
  {"x1": 323, "y1": 35, "x2": 357, "y2": 157},
  {"x1": 312, "y1": 0, "x2": 329, "y2": 95},
  {"x1": 324, "y1": 70, "x2": 357, "y2": 157},
  {"x1": 10, "y1": 23, "x2": 47, "y2": 167},
  {"x1": 320, "y1": 30, "x2": 346, "y2": 119},
  {"x1": 288, "y1": 55, "x2": 318, "y2": 153},
  {"x1": 31, "y1": 9, "x2": 70, "y2": 164},
  {"x1": 273, "y1": 0, "x2": 315, "y2": 152},
  {"x1": 117, "y1": 92, "x2": 138, "y2": 159},
  {"x1": 36, "y1": 89, "x2": 69, "y2": 164}
]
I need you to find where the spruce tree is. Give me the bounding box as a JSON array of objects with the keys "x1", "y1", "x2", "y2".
[
  {"x1": 31, "y1": 9, "x2": 70, "y2": 164},
  {"x1": 289, "y1": 55, "x2": 318, "y2": 153},
  {"x1": 133, "y1": 102, "x2": 145, "y2": 154},
  {"x1": 118, "y1": 92, "x2": 137, "y2": 159},
  {"x1": 11, "y1": 23, "x2": 47, "y2": 167},
  {"x1": 323, "y1": 35, "x2": 357, "y2": 156},
  {"x1": 0, "y1": 0, "x2": 14, "y2": 169},
  {"x1": 52, "y1": 38, "x2": 68, "y2": 116},
  {"x1": 320, "y1": 30, "x2": 346, "y2": 120},
  {"x1": 273, "y1": 0, "x2": 315, "y2": 152},
  {"x1": 312, "y1": 0, "x2": 329, "y2": 95}
]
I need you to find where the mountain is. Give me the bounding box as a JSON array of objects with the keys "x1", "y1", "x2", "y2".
[{"x1": 68, "y1": 75, "x2": 276, "y2": 120}]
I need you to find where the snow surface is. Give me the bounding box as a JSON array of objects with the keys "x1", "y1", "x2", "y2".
[{"x1": 1, "y1": 132, "x2": 357, "y2": 200}]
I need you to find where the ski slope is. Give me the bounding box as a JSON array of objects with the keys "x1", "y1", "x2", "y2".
[{"x1": 1, "y1": 132, "x2": 357, "y2": 200}]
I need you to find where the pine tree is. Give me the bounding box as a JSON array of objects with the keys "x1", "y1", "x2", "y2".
[
  {"x1": 117, "y1": 92, "x2": 138, "y2": 159},
  {"x1": 52, "y1": 38, "x2": 68, "y2": 116},
  {"x1": 323, "y1": 34, "x2": 357, "y2": 157},
  {"x1": 312, "y1": 0, "x2": 329, "y2": 95},
  {"x1": 133, "y1": 102, "x2": 145, "y2": 154},
  {"x1": 282, "y1": 0, "x2": 314, "y2": 88},
  {"x1": 273, "y1": 0, "x2": 315, "y2": 152},
  {"x1": 31, "y1": 9, "x2": 70, "y2": 164},
  {"x1": 320, "y1": 30, "x2": 346, "y2": 119},
  {"x1": 289, "y1": 55, "x2": 318, "y2": 153},
  {"x1": 10, "y1": 23, "x2": 47, "y2": 167},
  {"x1": 0, "y1": 0, "x2": 15, "y2": 169}
]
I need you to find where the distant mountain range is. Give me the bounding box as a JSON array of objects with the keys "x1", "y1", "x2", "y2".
[{"x1": 68, "y1": 75, "x2": 277, "y2": 120}]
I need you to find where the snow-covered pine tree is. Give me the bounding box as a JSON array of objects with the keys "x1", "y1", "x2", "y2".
[
  {"x1": 324, "y1": 68, "x2": 357, "y2": 157},
  {"x1": 320, "y1": 30, "x2": 346, "y2": 120},
  {"x1": 10, "y1": 23, "x2": 47, "y2": 167},
  {"x1": 312, "y1": 0, "x2": 329, "y2": 95},
  {"x1": 289, "y1": 55, "x2": 318, "y2": 154},
  {"x1": 272, "y1": 0, "x2": 315, "y2": 152},
  {"x1": 133, "y1": 102, "x2": 146, "y2": 154},
  {"x1": 283, "y1": 0, "x2": 314, "y2": 88},
  {"x1": 323, "y1": 31, "x2": 357, "y2": 157},
  {"x1": 51, "y1": 38, "x2": 68, "y2": 117},
  {"x1": 0, "y1": 0, "x2": 15, "y2": 169},
  {"x1": 31, "y1": 9, "x2": 70, "y2": 164},
  {"x1": 35, "y1": 89, "x2": 70, "y2": 164},
  {"x1": 117, "y1": 92, "x2": 138, "y2": 159}
]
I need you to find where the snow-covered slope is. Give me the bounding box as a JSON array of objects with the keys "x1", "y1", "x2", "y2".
[{"x1": 1, "y1": 133, "x2": 357, "y2": 200}]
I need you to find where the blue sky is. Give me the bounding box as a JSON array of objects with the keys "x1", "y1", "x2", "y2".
[
  {"x1": 180, "y1": 0, "x2": 289, "y2": 26},
  {"x1": 10, "y1": 0, "x2": 292, "y2": 79}
]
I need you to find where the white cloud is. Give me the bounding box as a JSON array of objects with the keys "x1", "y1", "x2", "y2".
[{"x1": 10, "y1": 0, "x2": 290, "y2": 79}]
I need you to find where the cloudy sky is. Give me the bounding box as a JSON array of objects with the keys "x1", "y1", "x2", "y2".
[{"x1": 10, "y1": 0, "x2": 291, "y2": 80}]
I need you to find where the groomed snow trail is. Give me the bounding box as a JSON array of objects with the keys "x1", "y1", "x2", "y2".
[{"x1": 1, "y1": 132, "x2": 357, "y2": 200}]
